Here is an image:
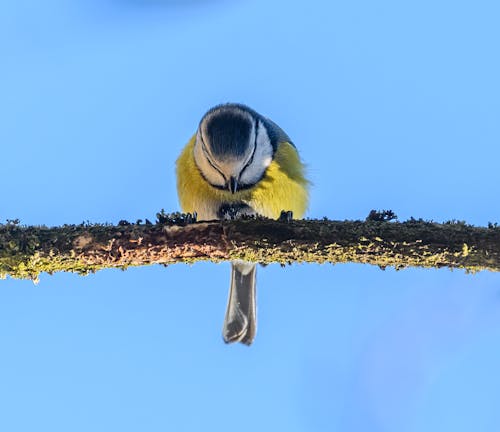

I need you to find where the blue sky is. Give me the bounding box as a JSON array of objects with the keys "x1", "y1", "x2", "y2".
[{"x1": 1, "y1": 1, "x2": 499, "y2": 431}]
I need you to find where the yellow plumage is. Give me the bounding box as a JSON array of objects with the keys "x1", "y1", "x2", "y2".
[{"x1": 176, "y1": 134, "x2": 309, "y2": 220}]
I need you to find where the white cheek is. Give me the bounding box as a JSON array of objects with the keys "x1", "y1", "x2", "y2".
[
  {"x1": 239, "y1": 124, "x2": 273, "y2": 185},
  {"x1": 204, "y1": 164, "x2": 226, "y2": 186},
  {"x1": 263, "y1": 156, "x2": 272, "y2": 167},
  {"x1": 193, "y1": 140, "x2": 226, "y2": 187}
]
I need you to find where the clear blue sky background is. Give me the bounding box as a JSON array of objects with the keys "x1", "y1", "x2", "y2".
[{"x1": 1, "y1": 1, "x2": 499, "y2": 431}]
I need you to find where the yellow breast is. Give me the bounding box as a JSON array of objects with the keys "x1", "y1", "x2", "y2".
[{"x1": 176, "y1": 135, "x2": 309, "y2": 220}]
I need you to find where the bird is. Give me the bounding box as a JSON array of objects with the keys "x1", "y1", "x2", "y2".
[{"x1": 176, "y1": 103, "x2": 309, "y2": 345}]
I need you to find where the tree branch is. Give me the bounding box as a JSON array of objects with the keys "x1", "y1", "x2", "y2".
[{"x1": 1, "y1": 214, "x2": 499, "y2": 281}]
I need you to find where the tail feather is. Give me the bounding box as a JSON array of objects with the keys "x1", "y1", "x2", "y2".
[{"x1": 222, "y1": 262, "x2": 257, "y2": 345}]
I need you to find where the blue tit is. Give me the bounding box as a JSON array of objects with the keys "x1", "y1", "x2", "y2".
[{"x1": 176, "y1": 103, "x2": 309, "y2": 345}]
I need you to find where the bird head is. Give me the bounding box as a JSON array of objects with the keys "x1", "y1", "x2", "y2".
[{"x1": 193, "y1": 104, "x2": 274, "y2": 193}]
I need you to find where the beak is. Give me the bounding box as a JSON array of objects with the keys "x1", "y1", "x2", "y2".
[{"x1": 228, "y1": 176, "x2": 238, "y2": 194}]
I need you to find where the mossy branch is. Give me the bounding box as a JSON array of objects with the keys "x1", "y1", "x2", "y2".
[{"x1": 1, "y1": 212, "x2": 500, "y2": 281}]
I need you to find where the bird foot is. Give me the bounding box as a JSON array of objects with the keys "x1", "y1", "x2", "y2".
[{"x1": 278, "y1": 210, "x2": 293, "y2": 222}]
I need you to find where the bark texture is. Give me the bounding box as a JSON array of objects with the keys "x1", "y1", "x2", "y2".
[{"x1": 1, "y1": 215, "x2": 499, "y2": 281}]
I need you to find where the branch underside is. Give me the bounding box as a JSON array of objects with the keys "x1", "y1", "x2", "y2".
[{"x1": 1, "y1": 218, "x2": 499, "y2": 280}]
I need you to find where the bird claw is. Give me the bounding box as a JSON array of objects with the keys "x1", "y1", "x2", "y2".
[
  {"x1": 185, "y1": 212, "x2": 197, "y2": 224},
  {"x1": 278, "y1": 210, "x2": 293, "y2": 222}
]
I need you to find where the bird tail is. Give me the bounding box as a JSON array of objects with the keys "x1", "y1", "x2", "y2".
[{"x1": 222, "y1": 261, "x2": 257, "y2": 345}]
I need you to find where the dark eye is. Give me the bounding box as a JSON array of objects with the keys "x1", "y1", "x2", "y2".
[
  {"x1": 201, "y1": 139, "x2": 227, "y2": 182},
  {"x1": 239, "y1": 126, "x2": 258, "y2": 178},
  {"x1": 239, "y1": 153, "x2": 255, "y2": 178}
]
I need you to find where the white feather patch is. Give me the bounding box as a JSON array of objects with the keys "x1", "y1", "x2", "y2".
[{"x1": 239, "y1": 121, "x2": 273, "y2": 186}]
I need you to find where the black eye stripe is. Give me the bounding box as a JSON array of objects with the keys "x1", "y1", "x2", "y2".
[
  {"x1": 240, "y1": 144, "x2": 256, "y2": 176},
  {"x1": 200, "y1": 135, "x2": 227, "y2": 181},
  {"x1": 207, "y1": 157, "x2": 227, "y2": 182},
  {"x1": 239, "y1": 120, "x2": 259, "y2": 178}
]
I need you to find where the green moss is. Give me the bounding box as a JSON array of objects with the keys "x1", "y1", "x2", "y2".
[{"x1": 1, "y1": 214, "x2": 499, "y2": 279}]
